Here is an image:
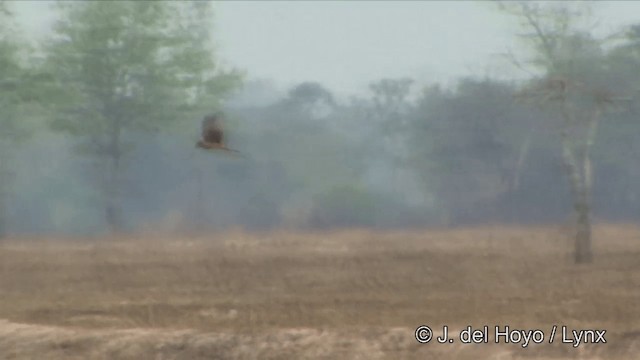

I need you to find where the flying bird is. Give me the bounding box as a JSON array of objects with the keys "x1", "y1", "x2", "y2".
[{"x1": 196, "y1": 113, "x2": 242, "y2": 155}]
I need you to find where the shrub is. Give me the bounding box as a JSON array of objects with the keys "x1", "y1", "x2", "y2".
[{"x1": 309, "y1": 185, "x2": 376, "y2": 229}]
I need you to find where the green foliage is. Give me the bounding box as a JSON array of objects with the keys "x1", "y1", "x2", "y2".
[
  {"x1": 309, "y1": 185, "x2": 376, "y2": 229},
  {"x1": 287, "y1": 82, "x2": 335, "y2": 107},
  {"x1": 11, "y1": 140, "x2": 103, "y2": 234},
  {"x1": 1, "y1": 1, "x2": 640, "y2": 237},
  {"x1": 237, "y1": 193, "x2": 282, "y2": 231},
  {"x1": 369, "y1": 78, "x2": 414, "y2": 122},
  {"x1": 0, "y1": 0, "x2": 54, "y2": 237},
  {"x1": 244, "y1": 83, "x2": 360, "y2": 197},
  {"x1": 367, "y1": 77, "x2": 415, "y2": 166},
  {"x1": 44, "y1": 0, "x2": 242, "y2": 142},
  {"x1": 0, "y1": 2, "x2": 43, "y2": 144},
  {"x1": 410, "y1": 79, "x2": 519, "y2": 205},
  {"x1": 40, "y1": 0, "x2": 242, "y2": 232},
  {"x1": 592, "y1": 24, "x2": 640, "y2": 207}
]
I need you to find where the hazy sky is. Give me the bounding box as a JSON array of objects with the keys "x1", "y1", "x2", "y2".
[{"x1": 11, "y1": 1, "x2": 640, "y2": 96}]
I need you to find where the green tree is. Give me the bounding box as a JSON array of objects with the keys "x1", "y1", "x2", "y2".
[
  {"x1": 410, "y1": 79, "x2": 525, "y2": 225},
  {"x1": 0, "y1": 1, "x2": 20, "y2": 238},
  {"x1": 368, "y1": 78, "x2": 415, "y2": 198},
  {"x1": 309, "y1": 185, "x2": 376, "y2": 229},
  {"x1": 44, "y1": 1, "x2": 241, "y2": 233},
  {"x1": 592, "y1": 24, "x2": 640, "y2": 219},
  {"x1": 284, "y1": 81, "x2": 335, "y2": 119},
  {"x1": 0, "y1": 2, "x2": 52, "y2": 237},
  {"x1": 258, "y1": 83, "x2": 356, "y2": 191}
]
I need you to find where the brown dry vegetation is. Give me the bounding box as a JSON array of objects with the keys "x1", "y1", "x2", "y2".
[{"x1": 0, "y1": 224, "x2": 639, "y2": 359}]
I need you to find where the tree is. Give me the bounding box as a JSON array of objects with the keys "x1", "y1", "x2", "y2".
[
  {"x1": 284, "y1": 81, "x2": 336, "y2": 120},
  {"x1": 0, "y1": 2, "x2": 52, "y2": 238},
  {"x1": 367, "y1": 78, "x2": 415, "y2": 199},
  {"x1": 257, "y1": 82, "x2": 357, "y2": 193},
  {"x1": 409, "y1": 79, "x2": 527, "y2": 225},
  {"x1": 43, "y1": 1, "x2": 241, "y2": 233},
  {"x1": 309, "y1": 185, "x2": 376, "y2": 229},
  {"x1": 591, "y1": 24, "x2": 640, "y2": 221},
  {"x1": 0, "y1": 1, "x2": 20, "y2": 238},
  {"x1": 497, "y1": 1, "x2": 632, "y2": 263}
]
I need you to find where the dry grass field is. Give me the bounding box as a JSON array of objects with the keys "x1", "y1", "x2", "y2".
[{"x1": 0, "y1": 224, "x2": 639, "y2": 359}]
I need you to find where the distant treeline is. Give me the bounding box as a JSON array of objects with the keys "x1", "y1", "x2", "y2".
[{"x1": 1, "y1": 2, "x2": 639, "y2": 236}]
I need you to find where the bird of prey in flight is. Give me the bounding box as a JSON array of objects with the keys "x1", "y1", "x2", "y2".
[{"x1": 196, "y1": 112, "x2": 242, "y2": 155}]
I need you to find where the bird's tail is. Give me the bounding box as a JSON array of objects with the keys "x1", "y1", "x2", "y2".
[
  {"x1": 220, "y1": 147, "x2": 246, "y2": 158},
  {"x1": 222, "y1": 147, "x2": 241, "y2": 153}
]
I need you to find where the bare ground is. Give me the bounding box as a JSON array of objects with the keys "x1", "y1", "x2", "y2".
[{"x1": 0, "y1": 224, "x2": 639, "y2": 359}]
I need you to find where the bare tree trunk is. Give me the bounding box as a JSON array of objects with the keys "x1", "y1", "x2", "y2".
[
  {"x1": 573, "y1": 114, "x2": 599, "y2": 264},
  {"x1": 0, "y1": 190, "x2": 5, "y2": 240},
  {"x1": 573, "y1": 189, "x2": 592, "y2": 263},
  {"x1": 104, "y1": 113, "x2": 123, "y2": 235},
  {"x1": 560, "y1": 108, "x2": 598, "y2": 264},
  {"x1": 105, "y1": 154, "x2": 122, "y2": 234},
  {"x1": 509, "y1": 131, "x2": 533, "y2": 192},
  {"x1": 0, "y1": 149, "x2": 9, "y2": 240},
  {"x1": 561, "y1": 139, "x2": 592, "y2": 263},
  {"x1": 194, "y1": 164, "x2": 206, "y2": 234}
]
